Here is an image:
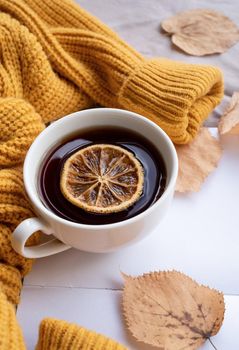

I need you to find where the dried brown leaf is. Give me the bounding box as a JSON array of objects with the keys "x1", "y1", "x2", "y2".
[
  {"x1": 218, "y1": 92, "x2": 239, "y2": 135},
  {"x1": 176, "y1": 128, "x2": 222, "y2": 192},
  {"x1": 122, "y1": 271, "x2": 225, "y2": 350},
  {"x1": 161, "y1": 9, "x2": 239, "y2": 56}
]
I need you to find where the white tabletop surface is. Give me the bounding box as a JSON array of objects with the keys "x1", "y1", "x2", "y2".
[{"x1": 17, "y1": 128, "x2": 239, "y2": 349}]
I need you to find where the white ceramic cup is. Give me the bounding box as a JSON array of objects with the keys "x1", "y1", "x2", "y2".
[{"x1": 11, "y1": 108, "x2": 178, "y2": 258}]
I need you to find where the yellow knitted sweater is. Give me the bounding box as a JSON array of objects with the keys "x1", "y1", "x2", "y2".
[{"x1": 0, "y1": 0, "x2": 223, "y2": 349}]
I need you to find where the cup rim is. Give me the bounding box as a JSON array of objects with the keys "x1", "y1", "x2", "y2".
[{"x1": 24, "y1": 108, "x2": 178, "y2": 230}]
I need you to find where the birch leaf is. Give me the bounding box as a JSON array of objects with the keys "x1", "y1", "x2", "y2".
[
  {"x1": 123, "y1": 271, "x2": 225, "y2": 350},
  {"x1": 176, "y1": 128, "x2": 222, "y2": 192},
  {"x1": 218, "y1": 92, "x2": 239, "y2": 135},
  {"x1": 161, "y1": 9, "x2": 239, "y2": 56}
]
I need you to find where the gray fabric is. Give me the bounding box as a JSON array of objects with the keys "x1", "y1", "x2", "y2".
[{"x1": 76, "y1": 0, "x2": 239, "y2": 126}]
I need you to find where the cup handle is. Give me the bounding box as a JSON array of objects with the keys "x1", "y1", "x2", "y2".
[{"x1": 11, "y1": 217, "x2": 71, "y2": 258}]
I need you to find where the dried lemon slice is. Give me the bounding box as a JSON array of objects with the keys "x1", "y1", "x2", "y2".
[{"x1": 60, "y1": 144, "x2": 144, "y2": 214}]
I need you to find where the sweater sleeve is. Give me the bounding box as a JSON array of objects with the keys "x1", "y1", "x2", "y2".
[
  {"x1": 36, "y1": 318, "x2": 127, "y2": 350},
  {"x1": 0, "y1": 0, "x2": 223, "y2": 144}
]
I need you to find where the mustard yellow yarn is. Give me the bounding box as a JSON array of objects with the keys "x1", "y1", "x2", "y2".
[
  {"x1": 0, "y1": 0, "x2": 223, "y2": 349},
  {"x1": 0, "y1": 0, "x2": 223, "y2": 143},
  {"x1": 36, "y1": 319, "x2": 127, "y2": 350},
  {"x1": 0, "y1": 291, "x2": 26, "y2": 350}
]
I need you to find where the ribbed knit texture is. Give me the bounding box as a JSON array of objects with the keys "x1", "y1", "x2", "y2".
[
  {"x1": 0, "y1": 0, "x2": 223, "y2": 143},
  {"x1": 36, "y1": 319, "x2": 127, "y2": 350},
  {"x1": 0, "y1": 0, "x2": 223, "y2": 349}
]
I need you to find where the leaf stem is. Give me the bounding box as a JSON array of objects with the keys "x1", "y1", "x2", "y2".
[{"x1": 208, "y1": 337, "x2": 218, "y2": 350}]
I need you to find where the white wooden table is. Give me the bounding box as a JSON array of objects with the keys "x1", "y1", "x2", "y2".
[{"x1": 17, "y1": 129, "x2": 239, "y2": 349}]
